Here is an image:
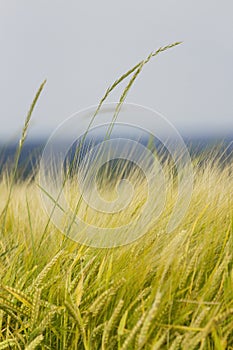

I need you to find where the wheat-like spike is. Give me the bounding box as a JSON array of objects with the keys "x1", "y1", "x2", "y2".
[
  {"x1": 134, "y1": 294, "x2": 151, "y2": 316},
  {"x1": 183, "y1": 331, "x2": 209, "y2": 350},
  {"x1": 120, "y1": 314, "x2": 145, "y2": 350},
  {"x1": 31, "y1": 287, "x2": 42, "y2": 330},
  {"x1": 87, "y1": 281, "x2": 123, "y2": 318},
  {"x1": 212, "y1": 275, "x2": 225, "y2": 303},
  {"x1": 65, "y1": 326, "x2": 79, "y2": 350},
  {"x1": 151, "y1": 331, "x2": 167, "y2": 350},
  {"x1": 91, "y1": 323, "x2": 105, "y2": 339},
  {"x1": 221, "y1": 319, "x2": 233, "y2": 346},
  {"x1": 95, "y1": 41, "x2": 181, "y2": 125},
  {"x1": 168, "y1": 334, "x2": 183, "y2": 350},
  {"x1": 106, "y1": 335, "x2": 118, "y2": 350},
  {"x1": 154, "y1": 302, "x2": 170, "y2": 325},
  {"x1": 193, "y1": 264, "x2": 206, "y2": 292},
  {"x1": 20, "y1": 80, "x2": 47, "y2": 148},
  {"x1": 0, "y1": 297, "x2": 30, "y2": 317},
  {"x1": 0, "y1": 305, "x2": 23, "y2": 326},
  {"x1": 214, "y1": 308, "x2": 233, "y2": 323},
  {"x1": 82, "y1": 258, "x2": 99, "y2": 288},
  {"x1": 38, "y1": 275, "x2": 60, "y2": 292},
  {"x1": 137, "y1": 291, "x2": 162, "y2": 349},
  {"x1": 0, "y1": 284, "x2": 32, "y2": 309},
  {"x1": 178, "y1": 251, "x2": 198, "y2": 290},
  {"x1": 68, "y1": 271, "x2": 82, "y2": 294},
  {"x1": 191, "y1": 307, "x2": 210, "y2": 328},
  {"x1": 64, "y1": 301, "x2": 84, "y2": 334},
  {"x1": 64, "y1": 301, "x2": 79, "y2": 325},
  {"x1": 0, "y1": 339, "x2": 17, "y2": 350},
  {"x1": 37, "y1": 299, "x2": 60, "y2": 310},
  {"x1": 73, "y1": 274, "x2": 84, "y2": 308},
  {"x1": 15, "y1": 266, "x2": 37, "y2": 293},
  {"x1": 102, "y1": 299, "x2": 124, "y2": 349},
  {"x1": 88, "y1": 287, "x2": 115, "y2": 317},
  {"x1": 37, "y1": 309, "x2": 56, "y2": 331},
  {"x1": 33, "y1": 249, "x2": 63, "y2": 289},
  {"x1": 0, "y1": 80, "x2": 46, "y2": 229},
  {"x1": 203, "y1": 258, "x2": 228, "y2": 301},
  {"x1": 106, "y1": 42, "x2": 182, "y2": 138},
  {"x1": 65, "y1": 42, "x2": 181, "y2": 236},
  {"x1": 67, "y1": 255, "x2": 94, "y2": 295},
  {"x1": 81, "y1": 283, "x2": 106, "y2": 306},
  {"x1": 25, "y1": 335, "x2": 43, "y2": 350},
  {"x1": 64, "y1": 301, "x2": 88, "y2": 349},
  {"x1": 65, "y1": 42, "x2": 181, "y2": 186},
  {"x1": 181, "y1": 318, "x2": 213, "y2": 350},
  {"x1": 106, "y1": 60, "x2": 147, "y2": 138},
  {"x1": 127, "y1": 287, "x2": 152, "y2": 317}
]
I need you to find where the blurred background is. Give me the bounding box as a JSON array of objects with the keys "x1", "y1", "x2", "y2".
[{"x1": 0, "y1": 0, "x2": 232, "y2": 143}]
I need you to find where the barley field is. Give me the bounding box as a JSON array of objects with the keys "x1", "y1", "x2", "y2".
[
  {"x1": 0, "y1": 44, "x2": 233, "y2": 349},
  {"x1": 0, "y1": 142, "x2": 232, "y2": 350}
]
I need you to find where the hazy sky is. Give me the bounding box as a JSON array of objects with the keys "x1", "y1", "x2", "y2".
[{"x1": 0, "y1": 0, "x2": 232, "y2": 142}]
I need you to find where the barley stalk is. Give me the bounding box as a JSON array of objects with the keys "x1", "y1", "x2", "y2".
[
  {"x1": 137, "y1": 291, "x2": 162, "y2": 349},
  {"x1": 25, "y1": 335, "x2": 43, "y2": 350},
  {"x1": 120, "y1": 314, "x2": 146, "y2": 350},
  {"x1": 102, "y1": 299, "x2": 124, "y2": 349},
  {"x1": 0, "y1": 80, "x2": 46, "y2": 231}
]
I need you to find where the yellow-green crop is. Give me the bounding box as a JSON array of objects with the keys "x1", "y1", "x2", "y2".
[{"x1": 0, "y1": 42, "x2": 232, "y2": 349}]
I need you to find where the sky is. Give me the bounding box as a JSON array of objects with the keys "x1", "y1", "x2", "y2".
[{"x1": 0, "y1": 0, "x2": 232, "y2": 142}]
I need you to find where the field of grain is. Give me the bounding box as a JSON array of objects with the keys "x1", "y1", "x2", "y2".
[
  {"x1": 0, "y1": 149, "x2": 232, "y2": 349},
  {"x1": 0, "y1": 43, "x2": 232, "y2": 349}
]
